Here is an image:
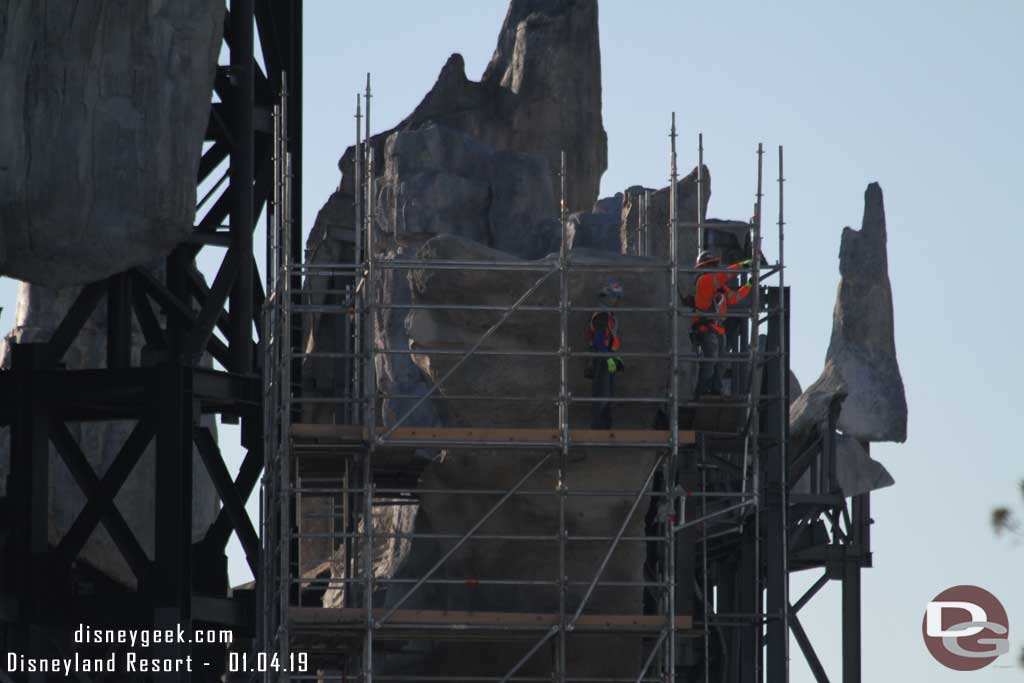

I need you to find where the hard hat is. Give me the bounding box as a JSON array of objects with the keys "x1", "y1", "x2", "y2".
[
  {"x1": 695, "y1": 250, "x2": 720, "y2": 268},
  {"x1": 599, "y1": 278, "x2": 624, "y2": 298}
]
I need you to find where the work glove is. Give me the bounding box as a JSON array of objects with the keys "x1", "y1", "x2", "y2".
[
  {"x1": 606, "y1": 357, "x2": 618, "y2": 374},
  {"x1": 682, "y1": 294, "x2": 695, "y2": 308},
  {"x1": 736, "y1": 258, "x2": 753, "y2": 267}
]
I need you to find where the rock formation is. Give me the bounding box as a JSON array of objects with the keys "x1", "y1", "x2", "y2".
[
  {"x1": 336, "y1": 0, "x2": 606, "y2": 216},
  {"x1": 373, "y1": 235, "x2": 670, "y2": 677},
  {"x1": 789, "y1": 182, "x2": 905, "y2": 497},
  {"x1": 0, "y1": 0, "x2": 223, "y2": 287},
  {"x1": 375, "y1": 124, "x2": 558, "y2": 258},
  {"x1": 566, "y1": 193, "x2": 622, "y2": 253},
  {"x1": 0, "y1": 276, "x2": 220, "y2": 587},
  {"x1": 791, "y1": 183, "x2": 907, "y2": 444},
  {"x1": 620, "y1": 167, "x2": 708, "y2": 261}
]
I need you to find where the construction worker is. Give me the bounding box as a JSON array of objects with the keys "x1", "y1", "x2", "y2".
[
  {"x1": 585, "y1": 279, "x2": 625, "y2": 429},
  {"x1": 686, "y1": 252, "x2": 754, "y2": 397}
]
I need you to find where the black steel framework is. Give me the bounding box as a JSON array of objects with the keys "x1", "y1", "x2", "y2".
[{"x1": 0, "y1": 1, "x2": 301, "y2": 680}]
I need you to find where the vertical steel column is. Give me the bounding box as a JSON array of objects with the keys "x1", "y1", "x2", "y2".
[
  {"x1": 287, "y1": 0, "x2": 304, "y2": 308},
  {"x1": 701, "y1": 436, "x2": 709, "y2": 683},
  {"x1": 643, "y1": 190, "x2": 651, "y2": 257},
  {"x1": 694, "y1": 132, "x2": 711, "y2": 683},
  {"x1": 365, "y1": 74, "x2": 372, "y2": 151},
  {"x1": 843, "y1": 485, "x2": 868, "y2": 683},
  {"x1": 697, "y1": 133, "x2": 705, "y2": 253},
  {"x1": 763, "y1": 286, "x2": 789, "y2": 683},
  {"x1": 154, "y1": 363, "x2": 194, "y2": 681},
  {"x1": 751, "y1": 143, "x2": 764, "y2": 683},
  {"x1": 7, "y1": 345, "x2": 49, "y2": 679},
  {"x1": 260, "y1": 299, "x2": 273, "y2": 675},
  {"x1": 229, "y1": 0, "x2": 255, "y2": 375},
  {"x1": 275, "y1": 72, "x2": 293, "y2": 676},
  {"x1": 666, "y1": 112, "x2": 680, "y2": 682},
  {"x1": 363, "y1": 145, "x2": 378, "y2": 683},
  {"x1": 777, "y1": 146, "x2": 791, "y2": 682},
  {"x1": 557, "y1": 150, "x2": 569, "y2": 682},
  {"x1": 354, "y1": 94, "x2": 364, "y2": 425},
  {"x1": 635, "y1": 190, "x2": 642, "y2": 255},
  {"x1": 107, "y1": 273, "x2": 132, "y2": 368}
]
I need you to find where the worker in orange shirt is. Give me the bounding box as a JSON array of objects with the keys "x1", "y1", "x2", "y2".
[{"x1": 686, "y1": 251, "x2": 754, "y2": 397}]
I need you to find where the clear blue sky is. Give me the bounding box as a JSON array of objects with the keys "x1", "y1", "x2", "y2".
[{"x1": 1, "y1": 1, "x2": 1021, "y2": 680}]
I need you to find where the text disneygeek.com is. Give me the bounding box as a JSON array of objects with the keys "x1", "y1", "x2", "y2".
[{"x1": 6, "y1": 624, "x2": 309, "y2": 675}]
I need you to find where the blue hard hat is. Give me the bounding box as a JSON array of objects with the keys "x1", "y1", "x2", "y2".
[{"x1": 599, "y1": 279, "x2": 624, "y2": 297}]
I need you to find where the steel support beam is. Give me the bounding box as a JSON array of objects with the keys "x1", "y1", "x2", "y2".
[
  {"x1": 152, "y1": 364, "x2": 195, "y2": 680},
  {"x1": 229, "y1": 0, "x2": 256, "y2": 376},
  {"x1": 7, "y1": 344, "x2": 50, "y2": 675},
  {"x1": 763, "y1": 286, "x2": 791, "y2": 682}
]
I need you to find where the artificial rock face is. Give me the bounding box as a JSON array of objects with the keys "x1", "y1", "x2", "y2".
[
  {"x1": 566, "y1": 193, "x2": 623, "y2": 253},
  {"x1": 795, "y1": 183, "x2": 907, "y2": 443},
  {"x1": 375, "y1": 124, "x2": 558, "y2": 259},
  {"x1": 372, "y1": 234, "x2": 674, "y2": 678},
  {"x1": 788, "y1": 182, "x2": 903, "y2": 497},
  {"x1": 0, "y1": 0, "x2": 223, "y2": 287},
  {"x1": 338, "y1": 0, "x2": 606, "y2": 215},
  {"x1": 620, "y1": 167, "x2": 708, "y2": 264},
  {"x1": 0, "y1": 277, "x2": 219, "y2": 587}
]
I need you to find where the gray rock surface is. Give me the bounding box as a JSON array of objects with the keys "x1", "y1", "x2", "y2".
[
  {"x1": 0, "y1": 277, "x2": 219, "y2": 587},
  {"x1": 789, "y1": 370, "x2": 803, "y2": 406},
  {"x1": 788, "y1": 380, "x2": 894, "y2": 497},
  {"x1": 620, "y1": 167, "x2": 708, "y2": 266},
  {"x1": 338, "y1": 0, "x2": 606, "y2": 215},
  {"x1": 371, "y1": 234, "x2": 676, "y2": 677},
  {"x1": 0, "y1": 0, "x2": 223, "y2": 287},
  {"x1": 801, "y1": 183, "x2": 907, "y2": 443},
  {"x1": 567, "y1": 192, "x2": 624, "y2": 252},
  {"x1": 833, "y1": 435, "x2": 894, "y2": 497},
  {"x1": 375, "y1": 124, "x2": 558, "y2": 259}
]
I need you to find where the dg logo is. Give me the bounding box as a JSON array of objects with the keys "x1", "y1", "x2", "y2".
[{"x1": 922, "y1": 585, "x2": 1009, "y2": 671}]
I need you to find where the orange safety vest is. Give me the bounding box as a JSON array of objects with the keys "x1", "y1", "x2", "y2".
[
  {"x1": 587, "y1": 311, "x2": 621, "y2": 351},
  {"x1": 691, "y1": 266, "x2": 751, "y2": 335}
]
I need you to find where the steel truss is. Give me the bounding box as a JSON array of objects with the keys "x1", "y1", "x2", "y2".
[
  {"x1": 0, "y1": 1, "x2": 301, "y2": 680},
  {"x1": 261, "y1": 94, "x2": 870, "y2": 683}
]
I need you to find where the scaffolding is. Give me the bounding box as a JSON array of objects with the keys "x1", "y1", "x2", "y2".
[{"x1": 261, "y1": 100, "x2": 808, "y2": 682}]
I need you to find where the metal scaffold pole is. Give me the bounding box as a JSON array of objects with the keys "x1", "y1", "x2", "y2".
[
  {"x1": 667, "y1": 111, "x2": 680, "y2": 683},
  {"x1": 557, "y1": 150, "x2": 569, "y2": 681},
  {"x1": 752, "y1": 141, "x2": 764, "y2": 683},
  {"x1": 696, "y1": 132, "x2": 709, "y2": 683},
  {"x1": 354, "y1": 94, "x2": 363, "y2": 425},
  {"x1": 276, "y1": 73, "x2": 293, "y2": 683},
  {"x1": 777, "y1": 144, "x2": 790, "y2": 682},
  {"x1": 697, "y1": 133, "x2": 705, "y2": 253},
  {"x1": 643, "y1": 189, "x2": 651, "y2": 257},
  {"x1": 364, "y1": 73, "x2": 372, "y2": 153},
  {"x1": 363, "y1": 142, "x2": 377, "y2": 683}
]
